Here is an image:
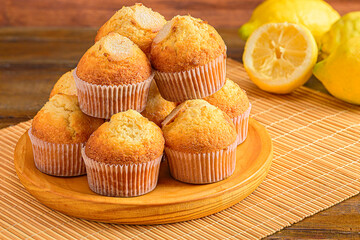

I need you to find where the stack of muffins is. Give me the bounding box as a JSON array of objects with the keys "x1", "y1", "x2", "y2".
[{"x1": 29, "y1": 3, "x2": 251, "y2": 197}]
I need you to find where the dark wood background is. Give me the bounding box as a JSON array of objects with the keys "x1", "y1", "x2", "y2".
[
  {"x1": 0, "y1": 0, "x2": 360, "y2": 239},
  {"x1": 1, "y1": 0, "x2": 360, "y2": 28}
]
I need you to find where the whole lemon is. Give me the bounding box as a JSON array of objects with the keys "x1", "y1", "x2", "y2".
[
  {"x1": 313, "y1": 36, "x2": 360, "y2": 105},
  {"x1": 319, "y1": 11, "x2": 360, "y2": 59},
  {"x1": 239, "y1": 0, "x2": 340, "y2": 44}
]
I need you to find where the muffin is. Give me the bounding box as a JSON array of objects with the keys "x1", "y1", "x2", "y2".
[
  {"x1": 204, "y1": 78, "x2": 251, "y2": 145},
  {"x1": 141, "y1": 81, "x2": 177, "y2": 126},
  {"x1": 150, "y1": 15, "x2": 227, "y2": 102},
  {"x1": 74, "y1": 32, "x2": 154, "y2": 119},
  {"x1": 83, "y1": 110, "x2": 164, "y2": 197},
  {"x1": 95, "y1": 3, "x2": 167, "y2": 55},
  {"x1": 29, "y1": 94, "x2": 104, "y2": 176},
  {"x1": 50, "y1": 69, "x2": 77, "y2": 98},
  {"x1": 162, "y1": 99, "x2": 237, "y2": 184}
]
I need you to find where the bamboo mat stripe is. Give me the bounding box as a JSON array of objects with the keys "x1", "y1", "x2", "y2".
[{"x1": 0, "y1": 59, "x2": 359, "y2": 240}]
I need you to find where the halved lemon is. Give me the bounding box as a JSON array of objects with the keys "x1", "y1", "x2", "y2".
[{"x1": 243, "y1": 22, "x2": 318, "y2": 94}]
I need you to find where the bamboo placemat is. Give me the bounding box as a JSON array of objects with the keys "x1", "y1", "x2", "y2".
[{"x1": 1, "y1": 59, "x2": 360, "y2": 240}]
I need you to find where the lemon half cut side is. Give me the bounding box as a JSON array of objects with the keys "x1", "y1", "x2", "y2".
[{"x1": 243, "y1": 23, "x2": 318, "y2": 94}]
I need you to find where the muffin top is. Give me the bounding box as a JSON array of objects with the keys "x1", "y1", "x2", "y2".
[
  {"x1": 77, "y1": 32, "x2": 152, "y2": 85},
  {"x1": 162, "y1": 99, "x2": 236, "y2": 153},
  {"x1": 85, "y1": 110, "x2": 164, "y2": 164},
  {"x1": 95, "y1": 3, "x2": 167, "y2": 55},
  {"x1": 150, "y1": 15, "x2": 226, "y2": 72},
  {"x1": 50, "y1": 70, "x2": 77, "y2": 98},
  {"x1": 204, "y1": 78, "x2": 250, "y2": 118},
  {"x1": 141, "y1": 81, "x2": 177, "y2": 126},
  {"x1": 31, "y1": 94, "x2": 104, "y2": 144}
]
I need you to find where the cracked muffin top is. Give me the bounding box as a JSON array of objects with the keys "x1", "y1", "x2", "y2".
[
  {"x1": 162, "y1": 99, "x2": 236, "y2": 153},
  {"x1": 85, "y1": 109, "x2": 164, "y2": 164},
  {"x1": 31, "y1": 94, "x2": 104, "y2": 144},
  {"x1": 50, "y1": 69, "x2": 77, "y2": 98},
  {"x1": 95, "y1": 3, "x2": 167, "y2": 55},
  {"x1": 76, "y1": 32, "x2": 152, "y2": 85},
  {"x1": 150, "y1": 15, "x2": 226, "y2": 72},
  {"x1": 204, "y1": 78, "x2": 250, "y2": 118},
  {"x1": 141, "y1": 81, "x2": 177, "y2": 126}
]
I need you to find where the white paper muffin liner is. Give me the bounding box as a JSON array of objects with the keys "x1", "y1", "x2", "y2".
[
  {"x1": 165, "y1": 140, "x2": 237, "y2": 184},
  {"x1": 28, "y1": 128, "x2": 86, "y2": 176},
  {"x1": 155, "y1": 52, "x2": 227, "y2": 102},
  {"x1": 73, "y1": 68, "x2": 154, "y2": 119},
  {"x1": 232, "y1": 103, "x2": 252, "y2": 145},
  {"x1": 82, "y1": 148, "x2": 162, "y2": 197}
]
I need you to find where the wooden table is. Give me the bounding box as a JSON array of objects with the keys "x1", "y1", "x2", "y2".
[{"x1": 0, "y1": 27, "x2": 359, "y2": 239}]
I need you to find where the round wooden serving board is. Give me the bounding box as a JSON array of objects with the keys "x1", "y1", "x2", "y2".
[{"x1": 14, "y1": 118, "x2": 273, "y2": 225}]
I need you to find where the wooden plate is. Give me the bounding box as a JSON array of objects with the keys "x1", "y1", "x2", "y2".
[{"x1": 14, "y1": 118, "x2": 273, "y2": 225}]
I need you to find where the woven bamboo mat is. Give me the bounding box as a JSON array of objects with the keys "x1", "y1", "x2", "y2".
[{"x1": 1, "y1": 59, "x2": 360, "y2": 239}]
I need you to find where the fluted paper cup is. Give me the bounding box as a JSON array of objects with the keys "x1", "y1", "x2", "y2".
[
  {"x1": 28, "y1": 128, "x2": 86, "y2": 176},
  {"x1": 73, "y1": 68, "x2": 154, "y2": 119},
  {"x1": 155, "y1": 52, "x2": 226, "y2": 102},
  {"x1": 232, "y1": 103, "x2": 252, "y2": 145},
  {"x1": 82, "y1": 148, "x2": 162, "y2": 197},
  {"x1": 165, "y1": 140, "x2": 237, "y2": 184}
]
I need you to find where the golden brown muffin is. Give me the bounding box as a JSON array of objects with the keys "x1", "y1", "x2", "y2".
[
  {"x1": 162, "y1": 99, "x2": 236, "y2": 153},
  {"x1": 49, "y1": 70, "x2": 77, "y2": 98},
  {"x1": 77, "y1": 32, "x2": 152, "y2": 85},
  {"x1": 204, "y1": 78, "x2": 250, "y2": 118},
  {"x1": 95, "y1": 3, "x2": 167, "y2": 55},
  {"x1": 151, "y1": 15, "x2": 226, "y2": 72},
  {"x1": 141, "y1": 81, "x2": 177, "y2": 126},
  {"x1": 32, "y1": 94, "x2": 104, "y2": 144},
  {"x1": 85, "y1": 109, "x2": 164, "y2": 165}
]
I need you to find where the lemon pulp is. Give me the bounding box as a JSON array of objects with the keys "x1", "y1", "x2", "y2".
[{"x1": 243, "y1": 23, "x2": 318, "y2": 94}]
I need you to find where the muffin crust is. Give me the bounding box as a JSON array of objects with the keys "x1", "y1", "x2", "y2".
[
  {"x1": 50, "y1": 70, "x2": 77, "y2": 98},
  {"x1": 32, "y1": 94, "x2": 104, "y2": 144},
  {"x1": 204, "y1": 78, "x2": 250, "y2": 118},
  {"x1": 151, "y1": 15, "x2": 226, "y2": 72},
  {"x1": 85, "y1": 110, "x2": 164, "y2": 164},
  {"x1": 77, "y1": 32, "x2": 152, "y2": 85},
  {"x1": 95, "y1": 3, "x2": 167, "y2": 55},
  {"x1": 162, "y1": 99, "x2": 236, "y2": 153},
  {"x1": 141, "y1": 81, "x2": 177, "y2": 126}
]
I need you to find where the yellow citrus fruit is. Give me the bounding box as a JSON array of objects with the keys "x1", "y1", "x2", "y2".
[
  {"x1": 313, "y1": 36, "x2": 360, "y2": 105},
  {"x1": 319, "y1": 11, "x2": 360, "y2": 60},
  {"x1": 238, "y1": 0, "x2": 340, "y2": 44},
  {"x1": 243, "y1": 23, "x2": 318, "y2": 94}
]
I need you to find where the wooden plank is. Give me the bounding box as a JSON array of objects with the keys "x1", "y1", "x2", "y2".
[
  {"x1": 2, "y1": 0, "x2": 258, "y2": 27},
  {"x1": 269, "y1": 194, "x2": 360, "y2": 239},
  {"x1": 0, "y1": 28, "x2": 94, "y2": 67},
  {"x1": 1, "y1": 0, "x2": 360, "y2": 28}
]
